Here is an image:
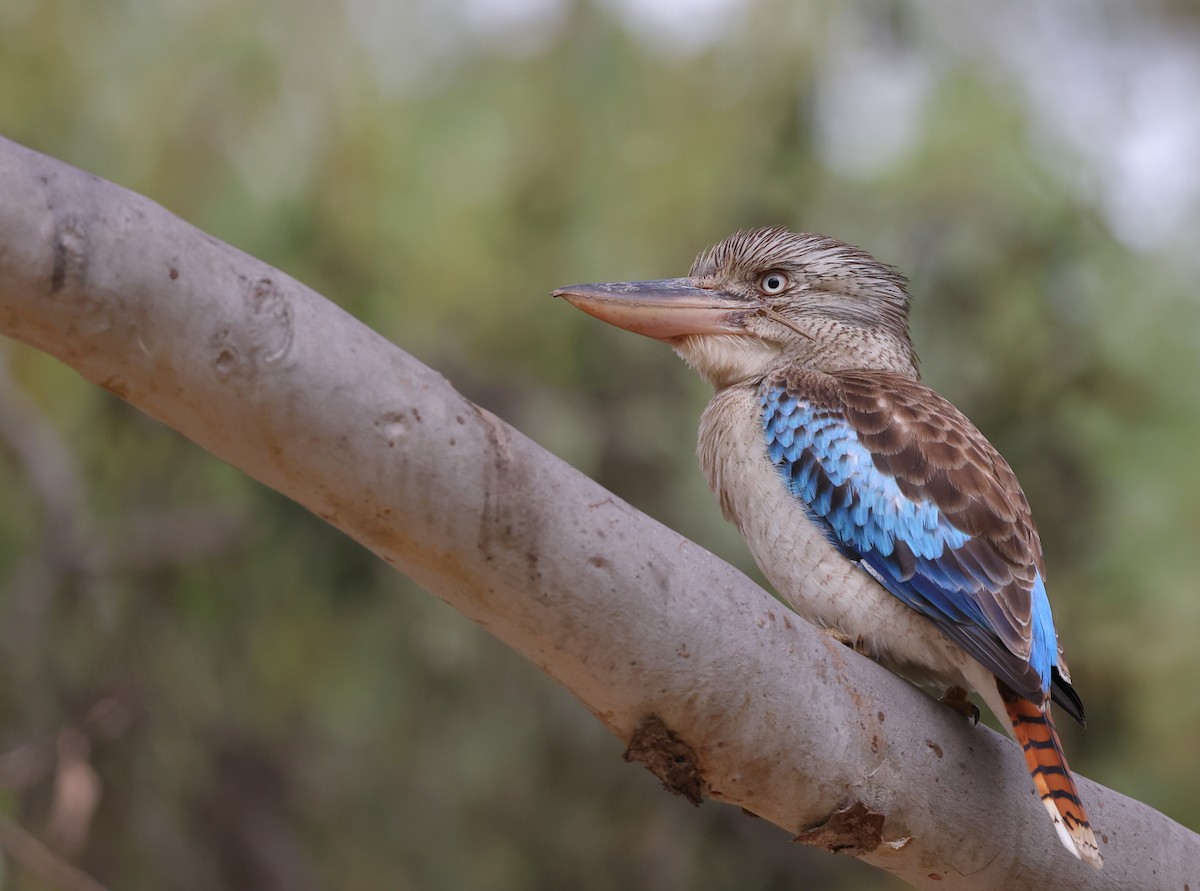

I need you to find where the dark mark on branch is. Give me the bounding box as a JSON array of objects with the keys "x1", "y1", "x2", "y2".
[
  {"x1": 624, "y1": 715, "x2": 704, "y2": 806},
  {"x1": 794, "y1": 801, "x2": 885, "y2": 855}
]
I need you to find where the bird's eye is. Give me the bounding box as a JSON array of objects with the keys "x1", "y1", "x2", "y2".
[{"x1": 758, "y1": 271, "x2": 789, "y2": 295}]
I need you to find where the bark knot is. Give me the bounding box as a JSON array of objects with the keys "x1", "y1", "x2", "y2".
[
  {"x1": 623, "y1": 715, "x2": 704, "y2": 806},
  {"x1": 51, "y1": 213, "x2": 89, "y2": 292},
  {"x1": 794, "y1": 801, "x2": 885, "y2": 855},
  {"x1": 210, "y1": 276, "x2": 294, "y2": 380}
]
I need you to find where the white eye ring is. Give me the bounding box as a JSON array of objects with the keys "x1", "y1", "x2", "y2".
[{"x1": 758, "y1": 271, "x2": 789, "y2": 295}]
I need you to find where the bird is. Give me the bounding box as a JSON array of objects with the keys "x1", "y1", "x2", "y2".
[{"x1": 554, "y1": 226, "x2": 1102, "y2": 868}]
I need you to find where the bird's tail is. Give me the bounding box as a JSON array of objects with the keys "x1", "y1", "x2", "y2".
[{"x1": 999, "y1": 682, "x2": 1103, "y2": 869}]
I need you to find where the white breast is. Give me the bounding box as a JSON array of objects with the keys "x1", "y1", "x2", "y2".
[{"x1": 697, "y1": 383, "x2": 1003, "y2": 719}]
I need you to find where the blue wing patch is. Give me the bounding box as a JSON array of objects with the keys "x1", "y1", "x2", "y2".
[{"x1": 762, "y1": 385, "x2": 1058, "y2": 693}]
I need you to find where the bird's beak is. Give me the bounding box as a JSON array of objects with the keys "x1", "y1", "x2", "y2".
[{"x1": 552, "y1": 278, "x2": 756, "y2": 341}]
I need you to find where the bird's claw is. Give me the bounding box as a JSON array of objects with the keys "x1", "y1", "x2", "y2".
[
  {"x1": 823, "y1": 626, "x2": 869, "y2": 655},
  {"x1": 939, "y1": 686, "x2": 980, "y2": 724}
]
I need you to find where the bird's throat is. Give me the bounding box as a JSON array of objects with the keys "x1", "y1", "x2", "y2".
[{"x1": 672, "y1": 334, "x2": 784, "y2": 391}]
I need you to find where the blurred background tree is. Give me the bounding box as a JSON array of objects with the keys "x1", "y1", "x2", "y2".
[{"x1": 1, "y1": 0, "x2": 1198, "y2": 888}]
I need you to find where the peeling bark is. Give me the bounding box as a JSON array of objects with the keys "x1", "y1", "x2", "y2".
[
  {"x1": 795, "y1": 801, "x2": 888, "y2": 856},
  {"x1": 624, "y1": 716, "x2": 705, "y2": 806}
]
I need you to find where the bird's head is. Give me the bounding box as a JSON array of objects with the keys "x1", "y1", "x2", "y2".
[{"x1": 554, "y1": 227, "x2": 918, "y2": 389}]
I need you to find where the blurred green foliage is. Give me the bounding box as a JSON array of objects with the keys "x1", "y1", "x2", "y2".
[{"x1": 1, "y1": 1, "x2": 1198, "y2": 888}]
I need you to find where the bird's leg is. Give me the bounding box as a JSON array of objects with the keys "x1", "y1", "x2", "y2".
[
  {"x1": 939, "y1": 686, "x2": 980, "y2": 724},
  {"x1": 822, "y1": 626, "x2": 870, "y2": 656}
]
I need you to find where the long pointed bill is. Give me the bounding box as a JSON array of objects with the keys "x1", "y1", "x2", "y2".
[{"x1": 553, "y1": 278, "x2": 758, "y2": 340}]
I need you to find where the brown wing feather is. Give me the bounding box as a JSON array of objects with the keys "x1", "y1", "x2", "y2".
[
  {"x1": 768, "y1": 367, "x2": 1084, "y2": 711},
  {"x1": 834, "y1": 372, "x2": 1043, "y2": 659}
]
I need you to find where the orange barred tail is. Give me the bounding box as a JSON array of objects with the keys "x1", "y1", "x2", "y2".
[{"x1": 999, "y1": 682, "x2": 1103, "y2": 869}]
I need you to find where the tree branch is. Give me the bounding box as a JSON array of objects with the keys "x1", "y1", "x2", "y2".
[
  {"x1": 0, "y1": 813, "x2": 108, "y2": 891},
  {"x1": 0, "y1": 135, "x2": 1192, "y2": 890}
]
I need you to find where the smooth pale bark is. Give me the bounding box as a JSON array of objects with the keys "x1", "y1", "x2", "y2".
[{"x1": 0, "y1": 135, "x2": 1194, "y2": 890}]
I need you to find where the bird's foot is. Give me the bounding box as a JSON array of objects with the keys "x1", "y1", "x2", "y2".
[
  {"x1": 939, "y1": 686, "x2": 980, "y2": 724},
  {"x1": 823, "y1": 627, "x2": 870, "y2": 656}
]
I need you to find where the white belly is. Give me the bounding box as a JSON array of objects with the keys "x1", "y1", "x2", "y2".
[{"x1": 697, "y1": 384, "x2": 1003, "y2": 717}]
